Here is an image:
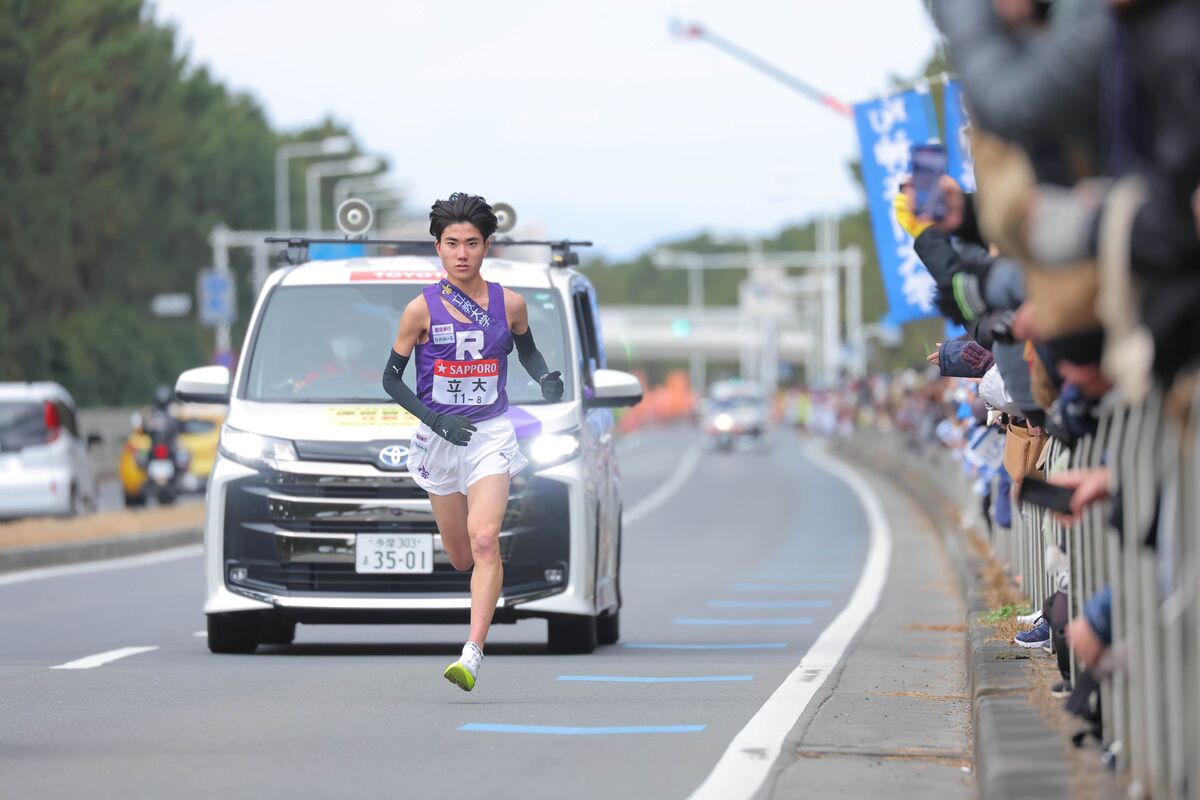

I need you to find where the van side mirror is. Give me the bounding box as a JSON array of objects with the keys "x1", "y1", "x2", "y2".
[
  {"x1": 176, "y1": 365, "x2": 231, "y2": 404},
  {"x1": 583, "y1": 369, "x2": 643, "y2": 408}
]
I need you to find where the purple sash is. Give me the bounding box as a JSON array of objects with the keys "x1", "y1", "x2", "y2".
[{"x1": 437, "y1": 280, "x2": 500, "y2": 333}]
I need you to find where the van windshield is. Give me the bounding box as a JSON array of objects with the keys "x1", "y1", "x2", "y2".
[{"x1": 241, "y1": 283, "x2": 573, "y2": 404}]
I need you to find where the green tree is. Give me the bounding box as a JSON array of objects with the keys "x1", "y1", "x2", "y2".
[{"x1": 0, "y1": 0, "x2": 375, "y2": 404}]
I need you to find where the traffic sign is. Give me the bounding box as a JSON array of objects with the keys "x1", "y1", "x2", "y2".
[
  {"x1": 198, "y1": 269, "x2": 236, "y2": 327},
  {"x1": 150, "y1": 293, "x2": 192, "y2": 318}
]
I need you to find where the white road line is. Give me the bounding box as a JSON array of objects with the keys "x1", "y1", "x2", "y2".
[
  {"x1": 0, "y1": 545, "x2": 202, "y2": 588},
  {"x1": 51, "y1": 646, "x2": 159, "y2": 670},
  {"x1": 192, "y1": 631, "x2": 207, "y2": 638},
  {"x1": 686, "y1": 441, "x2": 894, "y2": 800},
  {"x1": 624, "y1": 445, "x2": 702, "y2": 526}
]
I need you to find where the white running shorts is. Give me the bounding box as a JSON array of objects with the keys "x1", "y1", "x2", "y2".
[{"x1": 407, "y1": 415, "x2": 529, "y2": 496}]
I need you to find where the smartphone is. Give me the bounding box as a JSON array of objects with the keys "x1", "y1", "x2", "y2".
[
  {"x1": 909, "y1": 142, "x2": 948, "y2": 221},
  {"x1": 1018, "y1": 476, "x2": 1076, "y2": 515}
]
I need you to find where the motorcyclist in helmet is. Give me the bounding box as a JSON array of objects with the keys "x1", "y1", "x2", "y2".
[{"x1": 143, "y1": 385, "x2": 181, "y2": 438}]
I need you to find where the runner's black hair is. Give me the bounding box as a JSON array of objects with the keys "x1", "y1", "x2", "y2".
[{"x1": 429, "y1": 193, "x2": 498, "y2": 241}]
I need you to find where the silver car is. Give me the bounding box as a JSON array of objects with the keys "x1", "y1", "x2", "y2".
[{"x1": 0, "y1": 382, "x2": 99, "y2": 518}]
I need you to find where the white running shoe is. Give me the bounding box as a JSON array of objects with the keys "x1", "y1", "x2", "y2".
[
  {"x1": 444, "y1": 642, "x2": 483, "y2": 692},
  {"x1": 1016, "y1": 610, "x2": 1043, "y2": 626}
]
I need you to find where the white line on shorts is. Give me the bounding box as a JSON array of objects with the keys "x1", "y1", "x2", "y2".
[
  {"x1": 685, "y1": 441, "x2": 894, "y2": 800},
  {"x1": 623, "y1": 445, "x2": 702, "y2": 526},
  {"x1": 0, "y1": 545, "x2": 202, "y2": 588},
  {"x1": 51, "y1": 646, "x2": 159, "y2": 670}
]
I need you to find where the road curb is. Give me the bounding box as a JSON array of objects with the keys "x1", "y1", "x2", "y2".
[
  {"x1": 832, "y1": 436, "x2": 1070, "y2": 800},
  {"x1": 0, "y1": 527, "x2": 202, "y2": 574}
]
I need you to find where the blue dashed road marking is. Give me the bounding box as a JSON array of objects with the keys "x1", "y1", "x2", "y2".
[
  {"x1": 672, "y1": 617, "x2": 813, "y2": 626},
  {"x1": 733, "y1": 583, "x2": 841, "y2": 592},
  {"x1": 707, "y1": 599, "x2": 832, "y2": 609},
  {"x1": 557, "y1": 675, "x2": 753, "y2": 683},
  {"x1": 621, "y1": 642, "x2": 787, "y2": 650},
  {"x1": 460, "y1": 724, "x2": 706, "y2": 735}
]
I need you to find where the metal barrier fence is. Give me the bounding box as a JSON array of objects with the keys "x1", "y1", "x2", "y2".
[{"x1": 990, "y1": 381, "x2": 1199, "y2": 799}]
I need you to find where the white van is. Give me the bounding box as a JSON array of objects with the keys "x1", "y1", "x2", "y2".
[
  {"x1": 177, "y1": 248, "x2": 641, "y2": 654},
  {"x1": 0, "y1": 382, "x2": 99, "y2": 518}
]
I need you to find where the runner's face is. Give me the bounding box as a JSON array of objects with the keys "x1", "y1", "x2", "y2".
[{"x1": 435, "y1": 222, "x2": 489, "y2": 283}]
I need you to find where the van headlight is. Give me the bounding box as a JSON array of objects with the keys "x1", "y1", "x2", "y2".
[
  {"x1": 526, "y1": 431, "x2": 580, "y2": 468},
  {"x1": 218, "y1": 425, "x2": 297, "y2": 470}
]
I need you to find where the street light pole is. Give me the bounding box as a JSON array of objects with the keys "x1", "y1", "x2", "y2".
[
  {"x1": 274, "y1": 136, "x2": 354, "y2": 232},
  {"x1": 671, "y1": 21, "x2": 851, "y2": 117},
  {"x1": 333, "y1": 175, "x2": 397, "y2": 207},
  {"x1": 305, "y1": 156, "x2": 383, "y2": 232}
]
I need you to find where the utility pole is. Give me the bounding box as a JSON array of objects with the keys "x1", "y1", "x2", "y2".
[
  {"x1": 654, "y1": 221, "x2": 864, "y2": 394},
  {"x1": 671, "y1": 20, "x2": 869, "y2": 386},
  {"x1": 649, "y1": 248, "x2": 720, "y2": 396}
]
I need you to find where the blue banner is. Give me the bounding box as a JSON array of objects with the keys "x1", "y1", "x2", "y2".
[
  {"x1": 945, "y1": 320, "x2": 967, "y2": 340},
  {"x1": 853, "y1": 91, "x2": 937, "y2": 325},
  {"x1": 943, "y1": 80, "x2": 976, "y2": 193}
]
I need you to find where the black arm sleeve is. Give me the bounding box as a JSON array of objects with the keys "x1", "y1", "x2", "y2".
[
  {"x1": 513, "y1": 328, "x2": 549, "y2": 381},
  {"x1": 381, "y1": 350, "x2": 438, "y2": 428}
]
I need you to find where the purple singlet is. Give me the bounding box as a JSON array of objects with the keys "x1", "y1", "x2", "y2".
[{"x1": 415, "y1": 281, "x2": 513, "y2": 423}]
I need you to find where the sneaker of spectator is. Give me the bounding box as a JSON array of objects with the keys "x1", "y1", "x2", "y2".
[
  {"x1": 1051, "y1": 679, "x2": 1073, "y2": 699},
  {"x1": 1015, "y1": 619, "x2": 1052, "y2": 649},
  {"x1": 1016, "y1": 610, "x2": 1043, "y2": 627}
]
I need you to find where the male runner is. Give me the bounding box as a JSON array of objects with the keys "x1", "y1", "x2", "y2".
[{"x1": 381, "y1": 193, "x2": 564, "y2": 691}]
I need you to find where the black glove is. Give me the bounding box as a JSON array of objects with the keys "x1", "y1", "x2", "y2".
[
  {"x1": 538, "y1": 370, "x2": 564, "y2": 402},
  {"x1": 429, "y1": 413, "x2": 477, "y2": 446}
]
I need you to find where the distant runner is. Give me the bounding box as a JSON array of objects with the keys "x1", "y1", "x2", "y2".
[{"x1": 382, "y1": 193, "x2": 564, "y2": 691}]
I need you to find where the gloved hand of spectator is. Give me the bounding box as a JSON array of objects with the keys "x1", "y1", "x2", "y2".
[
  {"x1": 894, "y1": 189, "x2": 933, "y2": 239},
  {"x1": 1045, "y1": 384, "x2": 1100, "y2": 447}
]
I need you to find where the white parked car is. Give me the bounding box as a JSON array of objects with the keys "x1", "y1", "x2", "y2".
[
  {"x1": 0, "y1": 382, "x2": 100, "y2": 518},
  {"x1": 177, "y1": 246, "x2": 642, "y2": 654}
]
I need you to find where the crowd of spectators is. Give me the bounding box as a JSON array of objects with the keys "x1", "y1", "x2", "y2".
[{"x1": 794, "y1": 0, "x2": 1198, "y2": 781}]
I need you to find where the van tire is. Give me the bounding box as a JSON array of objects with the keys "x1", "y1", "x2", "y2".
[
  {"x1": 548, "y1": 614, "x2": 597, "y2": 654},
  {"x1": 207, "y1": 613, "x2": 259, "y2": 654},
  {"x1": 597, "y1": 609, "x2": 620, "y2": 645}
]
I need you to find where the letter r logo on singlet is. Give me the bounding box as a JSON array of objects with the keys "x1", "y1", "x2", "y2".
[{"x1": 455, "y1": 330, "x2": 484, "y2": 361}]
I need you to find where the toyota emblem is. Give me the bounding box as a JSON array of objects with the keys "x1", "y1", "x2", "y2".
[{"x1": 377, "y1": 444, "x2": 408, "y2": 469}]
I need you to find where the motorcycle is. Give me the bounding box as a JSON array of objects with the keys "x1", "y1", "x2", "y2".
[{"x1": 137, "y1": 412, "x2": 190, "y2": 505}]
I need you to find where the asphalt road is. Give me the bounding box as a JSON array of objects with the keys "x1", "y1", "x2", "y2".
[
  {"x1": 0, "y1": 425, "x2": 963, "y2": 799},
  {"x1": 96, "y1": 477, "x2": 204, "y2": 512}
]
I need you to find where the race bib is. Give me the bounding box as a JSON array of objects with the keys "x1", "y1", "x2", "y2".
[
  {"x1": 431, "y1": 323, "x2": 454, "y2": 345},
  {"x1": 432, "y1": 359, "x2": 499, "y2": 406}
]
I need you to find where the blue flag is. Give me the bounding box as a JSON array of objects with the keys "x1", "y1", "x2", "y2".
[
  {"x1": 853, "y1": 90, "x2": 937, "y2": 325},
  {"x1": 943, "y1": 80, "x2": 977, "y2": 193}
]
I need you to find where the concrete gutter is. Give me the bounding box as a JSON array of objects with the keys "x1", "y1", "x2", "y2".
[
  {"x1": 0, "y1": 527, "x2": 202, "y2": 574},
  {"x1": 834, "y1": 435, "x2": 1072, "y2": 800}
]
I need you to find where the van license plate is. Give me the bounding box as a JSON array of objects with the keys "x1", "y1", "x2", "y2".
[{"x1": 355, "y1": 534, "x2": 433, "y2": 574}]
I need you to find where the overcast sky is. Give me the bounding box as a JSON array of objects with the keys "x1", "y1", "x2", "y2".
[{"x1": 152, "y1": 0, "x2": 941, "y2": 258}]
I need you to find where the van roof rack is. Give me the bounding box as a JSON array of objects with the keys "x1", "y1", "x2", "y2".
[{"x1": 264, "y1": 237, "x2": 593, "y2": 267}]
